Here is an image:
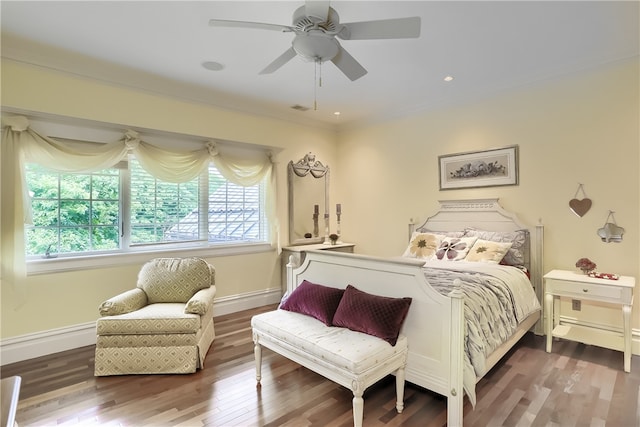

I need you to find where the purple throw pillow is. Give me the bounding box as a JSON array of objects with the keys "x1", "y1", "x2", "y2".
[
  {"x1": 332, "y1": 285, "x2": 412, "y2": 346},
  {"x1": 280, "y1": 280, "x2": 345, "y2": 326}
]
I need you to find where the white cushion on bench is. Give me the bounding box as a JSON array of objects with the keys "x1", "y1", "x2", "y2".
[{"x1": 251, "y1": 309, "x2": 407, "y2": 374}]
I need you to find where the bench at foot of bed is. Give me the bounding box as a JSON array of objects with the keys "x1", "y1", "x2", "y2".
[{"x1": 252, "y1": 309, "x2": 408, "y2": 427}]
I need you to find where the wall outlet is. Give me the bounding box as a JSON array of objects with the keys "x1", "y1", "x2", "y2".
[{"x1": 572, "y1": 299, "x2": 581, "y2": 311}]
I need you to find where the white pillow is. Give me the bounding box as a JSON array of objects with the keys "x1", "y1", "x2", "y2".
[
  {"x1": 433, "y1": 236, "x2": 478, "y2": 261},
  {"x1": 465, "y1": 239, "x2": 513, "y2": 264},
  {"x1": 403, "y1": 232, "x2": 443, "y2": 260}
]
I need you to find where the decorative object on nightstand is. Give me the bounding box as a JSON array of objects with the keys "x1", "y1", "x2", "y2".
[
  {"x1": 335, "y1": 203, "x2": 342, "y2": 243},
  {"x1": 575, "y1": 257, "x2": 596, "y2": 275},
  {"x1": 588, "y1": 271, "x2": 619, "y2": 280},
  {"x1": 312, "y1": 204, "x2": 319, "y2": 238},
  {"x1": 568, "y1": 183, "x2": 592, "y2": 217},
  {"x1": 544, "y1": 269, "x2": 635, "y2": 372}
]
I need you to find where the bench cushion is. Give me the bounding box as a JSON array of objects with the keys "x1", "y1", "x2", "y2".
[{"x1": 251, "y1": 309, "x2": 407, "y2": 375}]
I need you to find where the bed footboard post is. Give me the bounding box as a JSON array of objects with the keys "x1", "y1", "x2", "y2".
[
  {"x1": 449, "y1": 285, "x2": 465, "y2": 427},
  {"x1": 286, "y1": 254, "x2": 299, "y2": 295}
]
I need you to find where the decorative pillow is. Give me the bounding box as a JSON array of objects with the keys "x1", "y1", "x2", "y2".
[
  {"x1": 434, "y1": 236, "x2": 478, "y2": 261},
  {"x1": 280, "y1": 280, "x2": 345, "y2": 326},
  {"x1": 464, "y1": 228, "x2": 528, "y2": 267},
  {"x1": 332, "y1": 285, "x2": 412, "y2": 346},
  {"x1": 402, "y1": 232, "x2": 442, "y2": 259},
  {"x1": 465, "y1": 239, "x2": 513, "y2": 264}
]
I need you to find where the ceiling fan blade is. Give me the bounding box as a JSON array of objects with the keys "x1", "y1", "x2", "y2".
[
  {"x1": 305, "y1": 1, "x2": 330, "y2": 23},
  {"x1": 209, "y1": 19, "x2": 293, "y2": 33},
  {"x1": 259, "y1": 46, "x2": 297, "y2": 74},
  {"x1": 338, "y1": 17, "x2": 421, "y2": 40},
  {"x1": 331, "y1": 45, "x2": 367, "y2": 81}
]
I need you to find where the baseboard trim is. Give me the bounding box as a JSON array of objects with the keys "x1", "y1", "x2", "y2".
[
  {"x1": 6, "y1": 294, "x2": 637, "y2": 366},
  {"x1": 0, "y1": 322, "x2": 97, "y2": 366},
  {"x1": 0, "y1": 288, "x2": 282, "y2": 366},
  {"x1": 212, "y1": 287, "x2": 282, "y2": 317}
]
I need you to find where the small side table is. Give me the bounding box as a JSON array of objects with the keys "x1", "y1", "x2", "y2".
[{"x1": 544, "y1": 269, "x2": 635, "y2": 372}]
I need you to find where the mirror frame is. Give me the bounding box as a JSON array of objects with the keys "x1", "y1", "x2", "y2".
[{"x1": 288, "y1": 153, "x2": 329, "y2": 246}]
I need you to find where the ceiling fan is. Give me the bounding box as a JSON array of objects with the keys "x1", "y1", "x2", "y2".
[{"x1": 209, "y1": 1, "x2": 421, "y2": 81}]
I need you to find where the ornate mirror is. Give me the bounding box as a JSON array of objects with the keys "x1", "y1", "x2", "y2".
[{"x1": 288, "y1": 153, "x2": 329, "y2": 245}]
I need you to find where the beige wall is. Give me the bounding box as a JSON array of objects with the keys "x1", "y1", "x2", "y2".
[
  {"x1": 336, "y1": 58, "x2": 640, "y2": 331},
  {"x1": 0, "y1": 60, "x2": 338, "y2": 338},
  {"x1": 2, "y1": 57, "x2": 639, "y2": 346}
]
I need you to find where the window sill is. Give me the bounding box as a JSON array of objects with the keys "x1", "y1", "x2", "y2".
[{"x1": 26, "y1": 243, "x2": 274, "y2": 275}]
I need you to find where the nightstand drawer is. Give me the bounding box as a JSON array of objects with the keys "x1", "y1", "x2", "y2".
[{"x1": 546, "y1": 279, "x2": 624, "y2": 302}]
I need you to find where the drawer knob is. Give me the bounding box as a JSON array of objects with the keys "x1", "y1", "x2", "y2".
[{"x1": 583, "y1": 288, "x2": 589, "y2": 293}]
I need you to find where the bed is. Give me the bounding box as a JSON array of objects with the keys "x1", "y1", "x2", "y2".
[{"x1": 284, "y1": 198, "x2": 543, "y2": 426}]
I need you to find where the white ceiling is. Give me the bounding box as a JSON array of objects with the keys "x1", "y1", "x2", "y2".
[{"x1": 2, "y1": 1, "x2": 639, "y2": 130}]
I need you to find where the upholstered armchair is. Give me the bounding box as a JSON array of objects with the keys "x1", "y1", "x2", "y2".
[{"x1": 94, "y1": 257, "x2": 216, "y2": 376}]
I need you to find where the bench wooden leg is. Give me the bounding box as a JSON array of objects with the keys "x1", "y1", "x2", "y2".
[
  {"x1": 352, "y1": 390, "x2": 364, "y2": 427},
  {"x1": 254, "y1": 342, "x2": 262, "y2": 385},
  {"x1": 395, "y1": 365, "x2": 406, "y2": 413}
]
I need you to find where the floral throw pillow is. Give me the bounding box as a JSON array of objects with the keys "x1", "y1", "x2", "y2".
[
  {"x1": 434, "y1": 236, "x2": 478, "y2": 261},
  {"x1": 402, "y1": 232, "x2": 442, "y2": 260},
  {"x1": 465, "y1": 239, "x2": 513, "y2": 264},
  {"x1": 464, "y1": 228, "x2": 527, "y2": 267}
]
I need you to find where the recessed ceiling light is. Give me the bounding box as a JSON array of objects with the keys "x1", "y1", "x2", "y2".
[
  {"x1": 202, "y1": 61, "x2": 225, "y2": 71},
  {"x1": 444, "y1": 75, "x2": 454, "y2": 82},
  {"x1": 334, "y1": 112, "x2": 341, "y2": 117}
]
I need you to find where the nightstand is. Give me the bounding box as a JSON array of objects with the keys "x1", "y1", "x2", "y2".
[{"x1": 544, "y1": 269, "x2": 635, "y2": 372}]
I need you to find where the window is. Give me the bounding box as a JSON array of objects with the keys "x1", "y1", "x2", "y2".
[
  {"x1": 129, "y1": 159, "x2": 200, "y2": 245},
  {"x1": 25, "y1": 159, "x2": 268, "y2": 258},
  {"x1": 206, "y1": 167, "x2": 264, "y2": 242},
  {"x1": 25, "y1": 164, "x2": 120, "y2": 256}
]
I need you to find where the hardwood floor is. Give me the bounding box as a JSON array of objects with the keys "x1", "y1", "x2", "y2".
[{"x1": 2, "y1": 305, "x2": 640, "y2": 426}]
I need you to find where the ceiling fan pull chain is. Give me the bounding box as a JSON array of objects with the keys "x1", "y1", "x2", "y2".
[{"x1": 314, "y1": 60, "x2": 318, "y2": 111}]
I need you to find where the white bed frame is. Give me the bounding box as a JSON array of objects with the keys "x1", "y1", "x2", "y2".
[{"x1": 285, "y1": 199, "x2": 543, "y2": 426}]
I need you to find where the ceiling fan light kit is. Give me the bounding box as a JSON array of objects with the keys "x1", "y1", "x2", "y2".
[{"x1": 292, "y1": 33, "x2": 340, "y2": 62}]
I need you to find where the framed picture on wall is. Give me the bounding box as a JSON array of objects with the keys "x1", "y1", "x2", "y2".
[{"x1": 439, "y1": 145, "x2": 519, "y2": 190}]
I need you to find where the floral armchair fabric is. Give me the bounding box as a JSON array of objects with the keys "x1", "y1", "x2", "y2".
[{"x1": 94, "y1": 257, "x2": 216, "y2": 376}]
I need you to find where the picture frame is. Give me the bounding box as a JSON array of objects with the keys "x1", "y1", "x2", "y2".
[{"x1": 439, "y1": 145, "x2": 519, "y2": 190}]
